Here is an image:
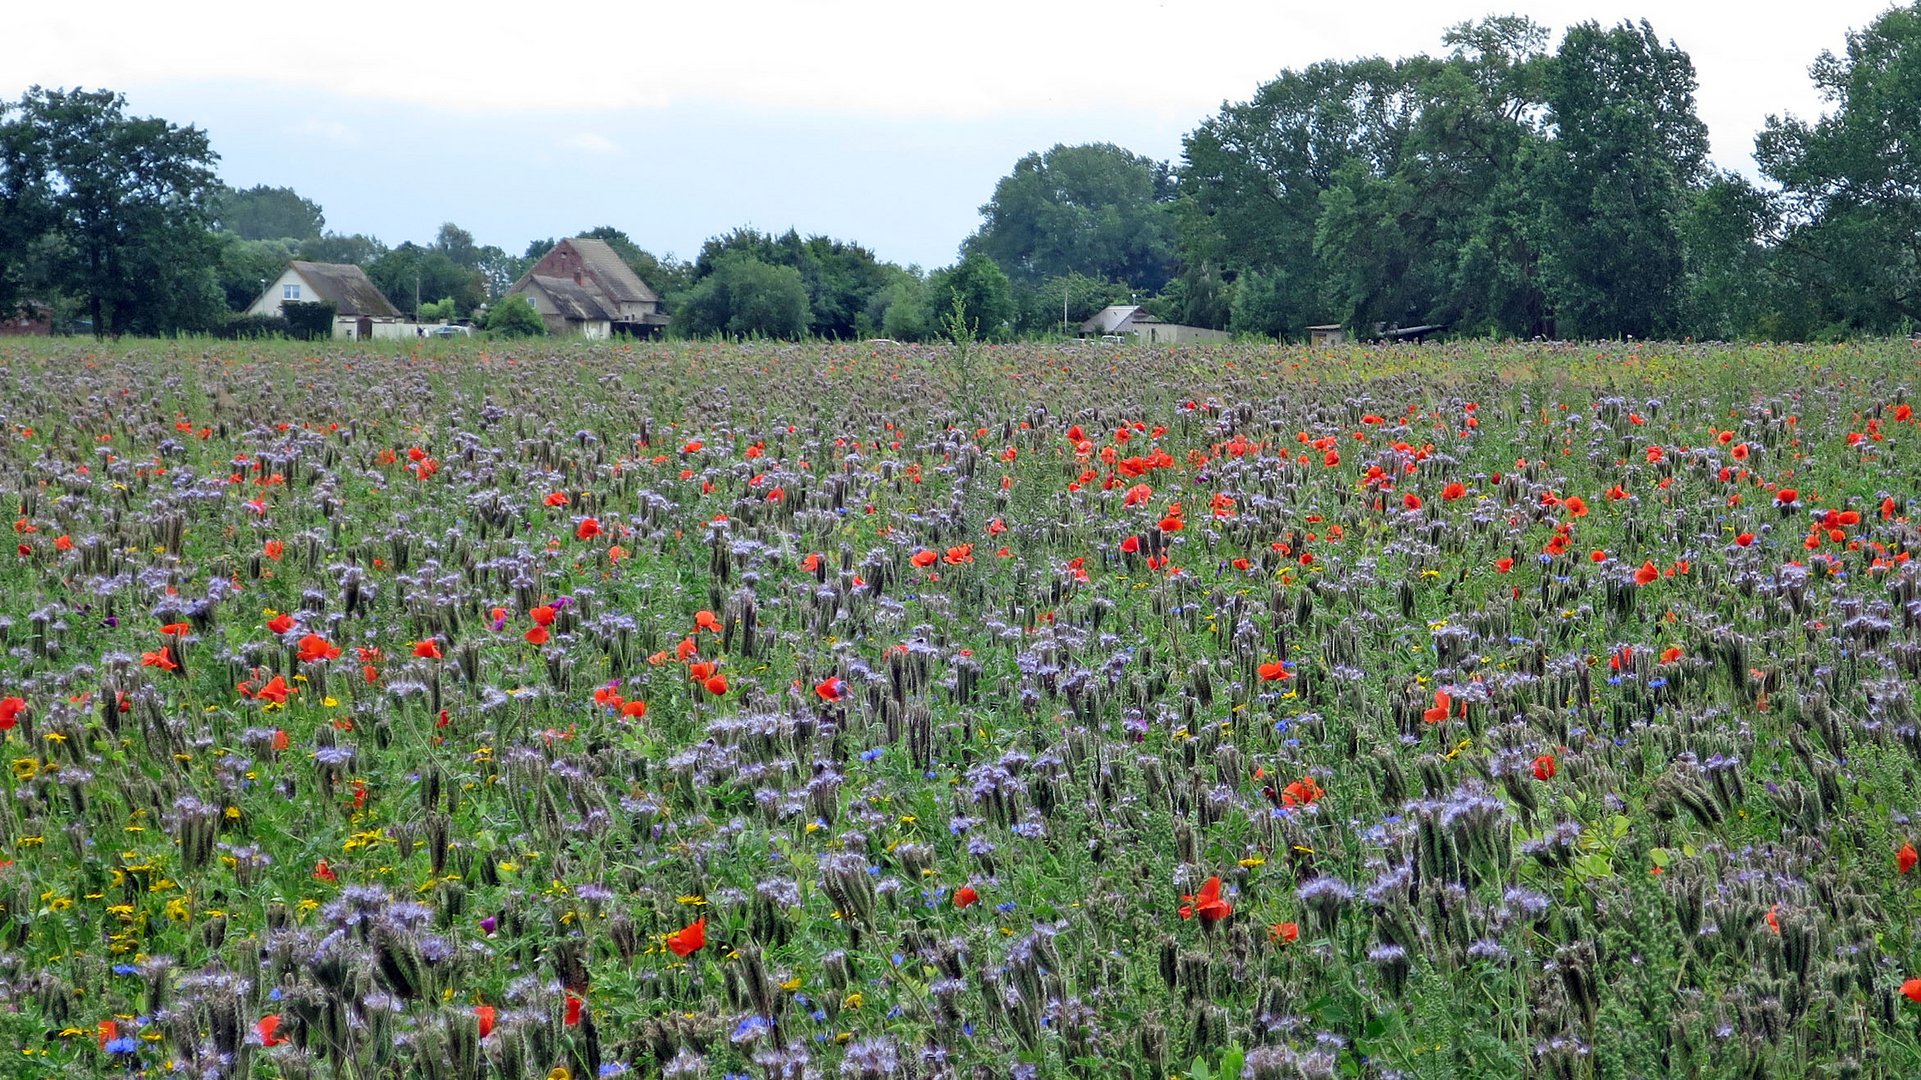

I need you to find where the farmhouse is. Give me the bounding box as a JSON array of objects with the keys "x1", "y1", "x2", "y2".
[
  {"x1": 507, "y1": 238, "x2": 670, "y2": 338},
  {"x1": 1079, "y1": 304, "x2": 1228, "y2": 345},
  {"x1": 246, "y1": 262, "x2": 404, "y2": 340}
]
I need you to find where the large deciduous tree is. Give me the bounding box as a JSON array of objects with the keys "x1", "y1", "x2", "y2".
[
  {"x1": 964, "y1": 143, "x2": 1177, "y2": 292},
  {"x1": 215, "y1": 184, "x2": 324, "y2": 241},
  {"x1": 1757, "y1": 4, "x2": 1921, "y2": 333},
  {"x1": 1537, "y1": 20, "x2": 1709, "y2": 338},
  {"x1": 0, "y1": 87, "x2": 225, "y2": 335}
]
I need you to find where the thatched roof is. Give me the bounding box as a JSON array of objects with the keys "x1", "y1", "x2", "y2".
[
  {"x1": 529, "y1": 276, "x2": 613, "y2": 322},
  {"x1": 288, "y1": 262, "x2": 401, "y2": 318}
]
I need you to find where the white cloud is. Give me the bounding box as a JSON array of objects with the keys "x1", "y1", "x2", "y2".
[
  {"x1": 556, "y1": 132, "x2": 618, "y2": 154},
  {"x1": 289, "y1": 119, "x2": 359, "y2": 145},
  {"x1": 5, "y1": 0, "x2": 1899, "y2": 170}
]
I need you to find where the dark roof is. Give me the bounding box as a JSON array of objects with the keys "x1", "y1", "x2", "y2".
[
  {"x1": 529, "y1": 276, "x2": 614, "y2": 322},
  {"x1": 564, "y1": 238, "x2": 660, "y2": 304},
  {"x1": 288, "y1": 262, "x2": 401, "y2": 318}
]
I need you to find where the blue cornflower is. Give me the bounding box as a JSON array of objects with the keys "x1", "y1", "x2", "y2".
[
  {"x1": 105, "y1": 1037, "x2": 140, "y2": 1055},
  {"x1": 860, "y1": 747, "x2": 884, "y2": 762}
]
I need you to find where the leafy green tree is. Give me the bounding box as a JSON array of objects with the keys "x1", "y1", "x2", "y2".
[
  {"x1": 431, "y1": 223, "x2": 480, "y2": 269},
  {"x1": 474, "y1": 245, "x2": 525, "y2": 300},
  {"x1": 368, "y1": 243, "x2": 484, "y2": 318},
  {"x1": 1228, "y1": 269, "x2": 1292, "y2": 337},
  {"x1": 1757, "y1": 4, "x2": 1921, "y2": 333},
  {"x1": 1, "y1": 87, "x2": 225, "y2": 335},
  {"x1": 925, "y1": 253, "x2": 1015, "y2": 340},
  {"x1": 417, "y1": 297, "x2": 456, "y2": 322},
  {"x1": 870, "y1": 271, "x2": 931, "y2": 341},
  {"x1": 214, "y1": 184, "x2": 324, "y2": 240},
  {"x1": 674, "y1": 254, "x2": 811, "y2": 339},
  {"x1": 1178, "y1": 58, "x2": 1424, "y2": 336},
  {"x1": 964, "y1": 143, "x2": 1178, "y2": 291},
  {"x1": 482, "y1": 293, "x2": 546, "y2": 337},
  {"x1": 214, "y1": 234, "x2": 299, "y2": 310},
  {"x1": 1537, "y1": 20, "x2": 1709, "y2": 338},
  {"x1": 299, "y1": 232, "x2": 386, "y2": 266},
  {"x1": 692, "y1": 228, "x2": 893, "y2": 338},
  {"x1": 1676, "y1": 173, "x2": 1777, "y2": 339}
]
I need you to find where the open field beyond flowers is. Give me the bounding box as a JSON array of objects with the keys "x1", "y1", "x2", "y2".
[{"x1": 2, "y1": 338, "x2": 1920, "y2": 1079}]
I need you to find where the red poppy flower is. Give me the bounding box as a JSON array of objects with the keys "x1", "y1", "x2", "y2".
[
  {"x1": 801, "y1": 553, "x2": 823, "y2": 572},
  {"x1": 1494, "y1": 557, "x2": 1515, "y2": 574},
  {"x1": 688, "y1": 661, "x2": 716, "y2": 682},
  {"x1": 816, "y1": 677, "x2": 846, "y2": 702},
  {"x1": 53, "y1": 534, "x2": 71, "y2": 551},
  {"x1": 1422, "y1": 690, "x2": 1451, "y2": 724},
  {"x1": 621, "y1": 699, "x2": 648, "y2": 719},
  {"x1": 1563, "y1": 496, "x2": 1588, "y2": 518},
  {"x1": 1660, "y1": 646, "x2": 1682, "y2": 664},
  {"x1": 1906, "y1": 978, "x2": 1921, "y2": 1004},
  {"x1": 256, "y1": 1014, "x2": 287, "y2": 1047},
  {"x1": 1179, "y1": 875, "x2": 1232, "y2": 925},
  {"x1": 272, "y1": 729, "x2": 290, "y2": 751},
  {"x1": 475, "y1": 1005, "x2": 496, "y2": 1039},
  {"x1": 563, "y1": 993, "x2": 583, "y2": 1026},
  {"x1": 1731, "y1": 443, "x2": 1749, "y2": 461},
  {"x1": 1735, "y1": 532, "x2": 1754, "y2": 547},
  {"x1": 675, "y1": 637, "x2": 698, "y2": 662},
  {"x1": 545, "y1": 492, "x2": 569, "y2": 507},
  {"x1": 1532, "y1": 754, "x2": 1557, "y2": 781},
  {"x1": 255, "y1": 675, "x2": 293, "y2": 705},
  {"x1": 1590, "y1": 549, "x2": 1608, "y2": 563},
  {"x1": 525, "y1": 625, "x2": 550, "y2": 646},
  {"x1": 264, "y1": 539, "x2": 285, "y2": 561},
  {"x1": 267, "y1": 613, "x2": 296, "y2": 635},
  {"x1": 1281, "y1": 776, "x2": 1323, "y2": 807},
  {"x1": 667, "y1": 916, "x2": 707, "y2": 957},
  {"x1": 1119, "y1": 535, "x2": 1141, "y2": 555},
  {"x1": 575, "y1": 517, "x2": 601, "y2": 540},
  {"x1": 704, "y1": 674, "x2": 729, "y2": 696},
  {"x1": 1902, "y1": 843, "x2": 1918, "y2": 875},
  {"x1": 1269, "y1": 921, "x2": 1299, "y2": 944},
  {"x1": 531, "y1": 605, "x2": 557, "y2": 627},
  {"x1": 1402, "y1": 493, "x2": 1423, "y2": 511},
  {"x1": 955, "y1": 885, "x2": 979, "y2": 909},
  {"x1": 296, "y1": 634, "x2": 340, "y2": 663},
  {"x1": 0, "y1": 697, "x2": 23, "y2": 731},
  {"x1": 1634, "y1": 560, "x2": 1660, "y2": 586},
  {"x1": 694, "y1": 609, "x2": 721, "y2": 632},
  {"x1": 943, "y1": 544, "x2": 974, "y2": 564},
  {"x1": 1774, "y1": 488, "x2": 1799, "y2": 507},
  {"x1": 313, "y1": 859, "x2": 337, "y2": 883},
  {"x1": 1158, "y1": 513, "x2": 1184, "y2": 533},
  {"x1": 413, "y1": 640, "x2": 442, "y2": 660},
  {"x1": 1257, "y1": 661, "x2": 1290, "y2": 681},
  {"x1": 910, "y1": 550, "x2": 938, "y2": 568},
  {"x1": 1441, "y1": 482, "x2": 1467, "y2": 501},
  {"x1": 142, "y1": 646, "x2": 179, "y2": 672},
  {"x1": 160, "y1": 621, "x2": 191, "y2": 637}
]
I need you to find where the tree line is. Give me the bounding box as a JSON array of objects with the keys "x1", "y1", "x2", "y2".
[{"x1": 8, "y1": 7, "x2": 1921, "y2": 340}]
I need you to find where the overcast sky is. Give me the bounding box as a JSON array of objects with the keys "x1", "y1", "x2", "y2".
[{"x1": 10, "y1": 0, "x2": 1901, "y2": 270}]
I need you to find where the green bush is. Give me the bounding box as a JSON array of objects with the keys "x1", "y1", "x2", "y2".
[
  {"x1": 221, "y1": 312, "x2": 291, "y2": 339},
  {"x1": 281, "y1": 300, "x2": 336, "y2": 340},
  {"x1": 483, "y1": 294, "x2": 546, "y2": 337}
]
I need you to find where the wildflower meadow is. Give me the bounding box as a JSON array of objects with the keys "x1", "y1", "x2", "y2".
[{"x1": 2, "y1": 337, "x2": 1920, "y2": 1079}]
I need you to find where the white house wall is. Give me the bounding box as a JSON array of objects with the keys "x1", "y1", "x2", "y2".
[{"x1": 245, "y1": 268, "x2": 311, "y2": 318}]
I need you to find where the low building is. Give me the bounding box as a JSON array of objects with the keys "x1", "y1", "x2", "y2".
[
  {"x1": 1078, "y1": 305, "x2": 1228, "y2": 345},
  {"x1": 0, "y1": 301, "x2": 53, "y2": 337},
  {"x1": 1308, "y1": 324, "x2": 1347, "y2": 347},
  {"x1": 246, "y1": 262, "x2": 405, "y2": 340},
  {"x1": 507, "y1": 238, "x2": 669, "y2": 338}
]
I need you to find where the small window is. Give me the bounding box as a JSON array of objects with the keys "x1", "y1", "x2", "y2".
[{"x1": 283, "y1": 284, "x2": 301, "y2": 300}]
